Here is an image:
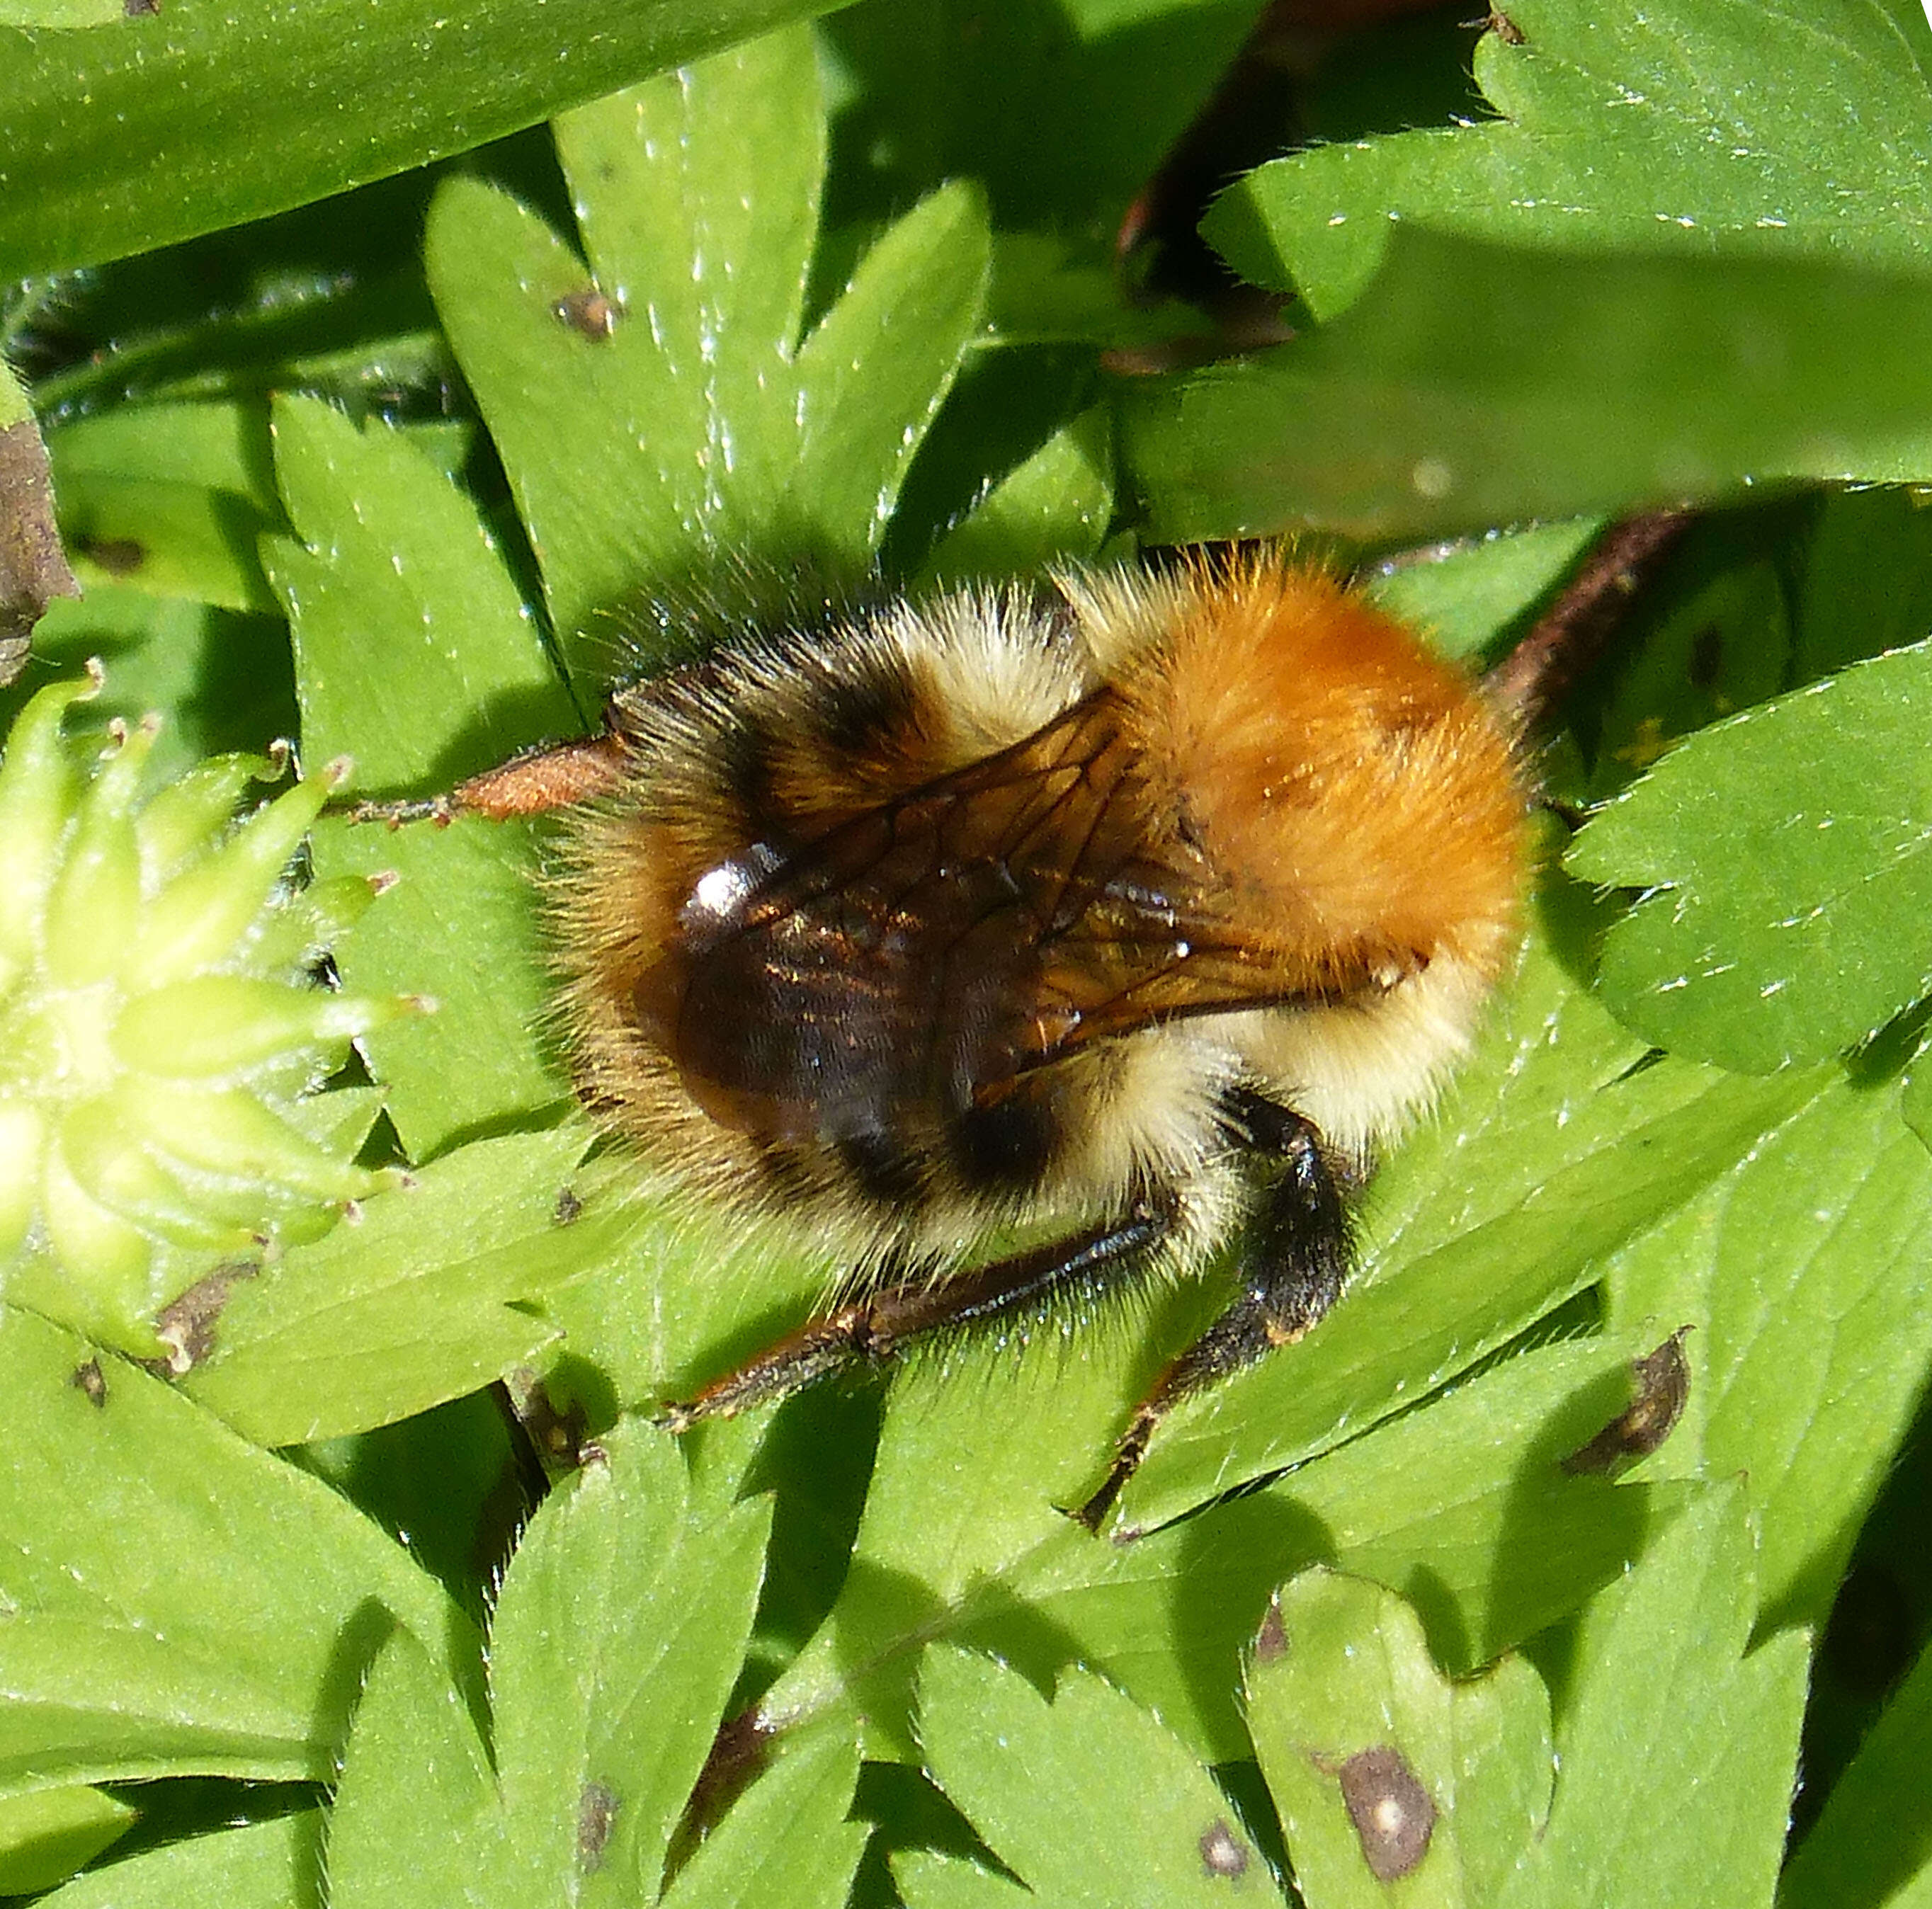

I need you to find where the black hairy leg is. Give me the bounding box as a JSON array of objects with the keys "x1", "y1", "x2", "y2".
[
  {"x1": 657, "y1": 1195, "x2": 1182, "y2": 1430},
  {"x1": 1074, "y1": 1090, "x2": 1351, "y2": 1534}
]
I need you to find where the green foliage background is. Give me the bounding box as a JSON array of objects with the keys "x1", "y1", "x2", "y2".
[{"x1": 5, "y1": 0, "x2": 1932, "y2": 1902}]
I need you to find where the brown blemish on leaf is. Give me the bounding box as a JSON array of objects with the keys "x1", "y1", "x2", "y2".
[
  {"x1": 71, "y1": 1358, "x2": 108, "y2": 1407},
  {"x1": 1199, "y1": 1818, "x2": 1250, "y2": 1879},
  {"x1": 0, "y1": 416, "x2": 80, "y2": 688},
  {"x1": 1338, "y1": 1745, "x2": 1435, "y2": 1882},
  {"x1": 151, "y1": 1262, "x2": 258, "y2": 1375},
  {"x1": 576, "y1": 1780, "x2": 619, "y2": 1871},
  {"x1": 79, "y1": 537, "x2": 147, "y2": 576},
  {"x1": 553, "y1": 1185, "x2": 584, "y2": 1226},
  {"x1": 1254, "y1": 1599, "x2": 1287, "y2": 1663},
  {"x1": 1563, "y1": 1328, "x2": 1693, "y2": 1474},
  {"x1": 518, "y1": 1377, "x2": 591, "y2": 1467},
  {"x1": 554, "y1": 287, "x2": 620, "y2": 341},
  {"x1": 1480, "y1": 9, "x2": 1525, "y2": 42}
]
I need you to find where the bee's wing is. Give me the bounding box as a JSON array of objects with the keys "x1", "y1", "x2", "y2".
[{"x1": 664, "y1": 691, "x2": 1410, "y2": 1135}]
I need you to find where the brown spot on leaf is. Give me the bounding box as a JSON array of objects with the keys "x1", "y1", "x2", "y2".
[
  {"x1": 1564, "y1": 1329, "x2": 1693, "y2": 1474},
  {"x1": 553, "y1": 1185, "x2": 583, "y2": 1226},
  {"x1": 71, "y1": 1358, "x2": 108, "y2": 1407},
  {"x1": 1338, "y1": 1745, "x2": 1435, "y2": 1882},
  {"x1": 1254, "y1": 1599, "x2": 1287, "y2": 1664},
  {"x1": 152, "y1": 1262, "x2": 258, "y2": 1375},
  {"x1": 79, "y1": 536, "x2": 146, "y2": 576},
  {"x1": 1481, "y1": 9, "x2": 1525, "y2": 42},
  {"x1": 576, "y1": 1780, "x2": 618, "y2": 1871},
  {"x1": 1199, "y1": 1818, "x2": 1249, "y2": 1879},
  {"x1": 0, "y1": 416, "x2": 80, "y2": 687},
  {"x1": 554, "y1": 287, "x2": 620, "y2": 340},
  {"x1": 518, "y1": 1377, "x2": 591, "y2": 1466}
]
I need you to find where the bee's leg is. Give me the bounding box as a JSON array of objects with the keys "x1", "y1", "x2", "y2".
[
  {"x1": 1075, "y1": 1090, "x2": 1349, "y2": 1534},
  {"x1": 343, "y1": 734, "x2": 627, "y2": 826},
  {"x1": 658, "y1": 1197, "x2": 1181, "y2": 1430}
]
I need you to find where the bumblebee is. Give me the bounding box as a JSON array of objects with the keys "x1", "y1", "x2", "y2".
[{"x1": 411, "y1": 550, "x2": 1526, "y2": 1527}]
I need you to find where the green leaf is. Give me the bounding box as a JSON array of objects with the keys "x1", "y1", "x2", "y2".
[
  {"x1": 660, "y1": 1730, "x2": 865, "y2": 1909},
  {"x1": 1359, "y1": 518, "x2": 1603, "y2": 664},
  {"x1": 789, "y1": 181, "x2": 991, "y2": 572},
  {"x1": 491, "y1": 1425, "x2": 773, "y2": 1898},
  {"x1": 35, "y1": 1811, "x2": 322, "y2": 1908},
  {"x1": 323, "y1": 1418, "x2": 783, "y2": 1906},
  {"x1": 1598, "y1": 1069, "x2": 1932, "y2": 1626},
  {"x1": 0, "y1": 1785, "x2": 134, "y2": 1894},
  {"x1": 761, "y1": 1329, "x2": 1676, "y2": 1768},
  {"x1": 1118, "y1": 923, "x2": 1814, "y2": 1532},
  {"x1": 919, "y1": 406, "x2": 1115, "y2": 588},
  {"x1": 893, "y1": 1850, "x2": 1032, "y2": 1909},
  {"x1": 916, "y1": 1646, "x2": 1285, "y2": 1906},
  {"x1": 1496, "y1": 1486, "x2": 1807, "y2": 1909},
  {"x1": 1782, "y1": 1627, "x2": 1932, "y2": 1909},
  {"x1": 428, "y1": 28, "x2": 989, "y2": 683},
  {"x1": 47, "y1": 401, "x2": 281, "y2": 612},
  {"x1": 311, "y1": 816, "x2": 567, "y2": 1159},
  {"x1": 324, "y1": 1627, "x2": 499, "y2": 1905},
  {"x1": 1125, "y1": 230, "x2": 1932, "y2": 545},
  {"x1": 270, "y1": 392, "x2": 576, "y2": 792},
  {"x1": 0, "y1": 1304, "x2": 474, "y2": 1790},
  {"x1": 1210, "y1": 0, "x2": 1932, "y2": 320},
  {"x1": 7, "y1": 586, "x2": 295, "y2": 781},
  {"x1": 1246, "y1": 1570, "x2": 1552, "y2": 1907},
  {"x1": 1567, "y1": 642, "x2": 1932, "y2": 1071},
  {"x1": 0, "y1": 0, "x2": 848, "y2": 283},
  {"x1": 181, "y1": 1125, "x2": 627, "y2": 1446},
  {"x1": 268, "y1": 390, "x2": 579, "y2": 1155}
]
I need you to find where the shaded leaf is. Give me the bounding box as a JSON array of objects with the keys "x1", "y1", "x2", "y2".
[
  {"x1": 0, "y1": 1784, "x2": 134, "y2": 1894},
  {"x1": 919, "y1": 406, "x2": 1115, "y2": 588},
  {"x1": 1125, "y1": 230, "x2": 1932, "y2": 545},
  {"x1": 47, "y1": 400, "x2": 280, "y2": 611},
  {"x1": 1781, "y1": 1626, "x2": 1932, "y2": 1909}
]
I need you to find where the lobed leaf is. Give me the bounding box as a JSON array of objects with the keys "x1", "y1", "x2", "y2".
[
  {"x1": 1210, "y1": 0, "x2": 1932, "y2": 320},
  {"x1": 1568, "y1": 641, "x2": 1932, "y2": 1071},
  {"x1": 1494, "y1": 1486, "x2": 1807, "y2": 1909},
  {"x1": 1247, "y1": 1569, "x2": 1552, "y2": 1908},
  {"x1": 0, "y1": 1304, "x2": 472, "y2": 1791},
  {"x1": 916, "y1": 1646, "x2": 1283, "y2": 1906}
]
